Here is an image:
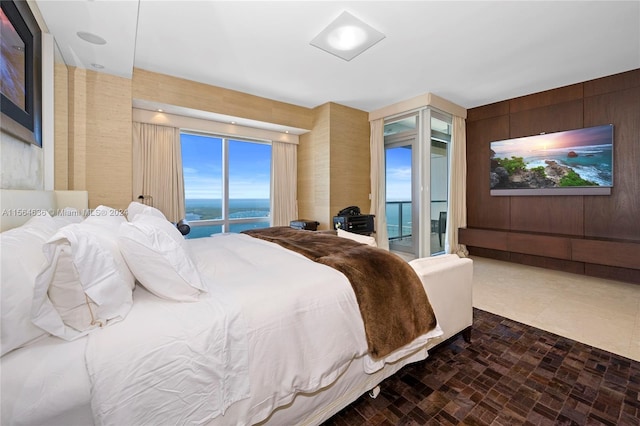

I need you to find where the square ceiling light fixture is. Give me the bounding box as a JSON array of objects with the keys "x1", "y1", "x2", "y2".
[{"x1": 310, "y1": 11, "x2": 385, "y2": 61}]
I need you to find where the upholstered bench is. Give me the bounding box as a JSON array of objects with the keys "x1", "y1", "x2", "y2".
[{"x1": 409, "y1": 254, "x2": 474, "y2": 346}]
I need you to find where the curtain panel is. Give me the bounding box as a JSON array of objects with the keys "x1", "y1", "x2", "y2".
[
  {"x1": 370, "y1": 119, "x2": 389, "y2": 250},
  {"x1": 270, "y1": 141, "x2": 298, "y2": 226},
  {"x1": 446, "y1": 115, "x2": 468, "y2": 257},
  {"x1": 132, "y1": 122, "x2": 185, "y2": 222}
]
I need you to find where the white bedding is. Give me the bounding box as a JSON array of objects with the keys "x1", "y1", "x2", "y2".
[
  {"x1": 188, "y1": 233, "x2": 371, "y2": 425},
  {"x1": 85, "y1": 233, "x2": 372, "y2": 426},
  {"x1": 2, "y1": 232, "x2": 443, "y2": 426}
]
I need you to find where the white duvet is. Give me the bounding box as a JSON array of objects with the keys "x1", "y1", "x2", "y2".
[{"x1": 86, "y1": 233, "x2": 371, "y2": 426}]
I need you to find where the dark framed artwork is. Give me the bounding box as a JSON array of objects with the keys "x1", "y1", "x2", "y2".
[{"x1": 1, "y1": 0, "x2": 42, "y2": 147}]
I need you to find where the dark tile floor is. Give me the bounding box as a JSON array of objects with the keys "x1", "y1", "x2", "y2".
[{"x1": 323, "y1": 309, "x2": 640, "y2": 426}]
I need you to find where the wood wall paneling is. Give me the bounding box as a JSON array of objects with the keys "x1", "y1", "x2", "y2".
[
  {"x1": 466, "y1": 246, "x2": 511, "y2": 262},
  {"x1": 584, "y1": 263, "x2": 640, "y2": 285},
  {"x1": 509, "y1": 83, "x2": 583, "y2": 114},
  {"x1": 465, "y1": 69, "x2": 640, "y2": 283},
  {"x1": 458, "y1": 228, "x2": 508, "y2": 251},
  {"x1": 583, "y1": 69, "x2": 640, "y2": 98},
  {"x1": 506, "y1": 232, "x2": 572, "y2": 259},
  {"x1": 509, "y1": 196, "x2": 584, "y2": 235},
  {"x1": 571, "y1": 239, "x2": 640, "y2": 270},
  {"x1": 465, "y1": 100, "x2": 509, "y2": 122},
  {"x1": 583, "y1": 86, "x2": 640, "y2": 241},
  {"x1": 509, "y1": 99, "x2": 583, "y2": 138},
  {"x1": 466, "y1": 115, "x2": 510, "y2": 229},
  {"x1": 509, "y1": 252, "x2": 585, "y2": 275}
]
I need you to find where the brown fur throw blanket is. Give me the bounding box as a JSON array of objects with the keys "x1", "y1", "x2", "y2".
[{"x1": 242, "y1": 227, "x2": 437, "y2": 359}]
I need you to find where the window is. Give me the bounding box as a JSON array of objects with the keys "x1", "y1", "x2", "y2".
[{"x1": 181, "y1": 132, "x2": 272, "y2": 238}]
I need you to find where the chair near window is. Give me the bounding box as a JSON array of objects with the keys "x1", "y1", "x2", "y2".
[{"x1": 438, "y1": 211, "x2": 447, "y2": 247}]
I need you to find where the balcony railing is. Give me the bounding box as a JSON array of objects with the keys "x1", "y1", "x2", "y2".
[{"x1": 386, "y1": 201, "x2": 412, "y2": 241}]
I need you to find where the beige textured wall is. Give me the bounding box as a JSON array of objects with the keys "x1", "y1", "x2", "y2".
[
  {"x1": 298, "y1": 104, "x2": 331, "y2": 229},
  {"x1": 67, "y1": 67, "x2": 132, "y2": 209},
  {"x1": 133, "y1": 68, "x2": 313, "y2": 131},
  {"x1": 328, "y1": 103, "x2": 370, "y2": 220},
  {"x1": 52, "y1": 67, "x2": 370, "y2": 218},
  {"x1": 297, "y1": 103, "x2": 370, "y2": 229},
  {"x1": 54, "y1": 62, "x2": 68, "y2": 190}
]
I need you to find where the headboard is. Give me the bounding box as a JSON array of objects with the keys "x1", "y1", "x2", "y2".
[{"x1": 0, "y1": 189, "x2": 89, "y2": 232}]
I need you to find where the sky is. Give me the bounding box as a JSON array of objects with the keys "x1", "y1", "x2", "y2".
[
  {"x1": 181, "y1": 133, "x2": 271, "y2": 199},
  {"x1": 385, "y1": 146, "x2": 412, "y2": 201},
  {"x1": 182, "y1": 132, "x2": 414, "y2": 202}
]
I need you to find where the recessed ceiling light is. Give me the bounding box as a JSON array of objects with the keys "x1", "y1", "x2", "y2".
[
  {"x1": 77, "y1": 31, "x2": 107, "y2": 45},
  {"x1": 310, "y1": 11, "x2": 385, "y2": 61},
  {"x1": 91, "y1": 63, "x2": 104, "y2": 69},
  {"x1": 157, "y1": 109, "x2": 164, "y2": 112}
]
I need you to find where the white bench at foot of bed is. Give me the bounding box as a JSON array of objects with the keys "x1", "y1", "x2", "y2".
[{"x1": 410, "y1": 254, "x2": 474, "y2": 347}]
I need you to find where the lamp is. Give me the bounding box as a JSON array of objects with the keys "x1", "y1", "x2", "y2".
[{"x1": 310, "y1": 11, "x2": 385, "y2": 61}]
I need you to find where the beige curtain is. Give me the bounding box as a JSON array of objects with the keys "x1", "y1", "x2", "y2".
[
  {"x1": 132, "y1": 122, "x2": 185, "y2": 222},
  {"x1": 270, "y1": 141, "x2": 298, "y2": 226},
  {"x1": 446, "y1": 115, "x2": 468, "y2": 257},
  {"x1": 370, "y1": 119, "x2": 389, "y2": 250}
]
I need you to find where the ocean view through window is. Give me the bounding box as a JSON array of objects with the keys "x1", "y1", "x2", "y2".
[{"x1": 181, "y1": 132, "x2": 272, "y2": 238}]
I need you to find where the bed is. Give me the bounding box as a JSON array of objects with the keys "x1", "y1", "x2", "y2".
[{"x1": 0, "y1": 189, "x2": 473, "y2": 426}]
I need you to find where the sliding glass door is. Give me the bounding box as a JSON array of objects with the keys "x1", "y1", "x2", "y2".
[
  {"x1": 385, "y1": 115, "x2": 417, "y2": 254},
  {"x1": 384, "y1": 109, "x2": 451, "y2": 258}
]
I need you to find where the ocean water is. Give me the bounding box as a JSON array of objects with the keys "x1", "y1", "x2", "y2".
[
  {"x1": 385, "y1": 201, "x2": 412, "y2": 239},
  {"x1": 185, "y1": 198, "x2": 270, "y2": 221},
  {"x1": 185, "y1": 198, "x2": 415, "y2": 239},
  {"x1": 185, "y1": 198, "x2": 270, "y2": 238}
]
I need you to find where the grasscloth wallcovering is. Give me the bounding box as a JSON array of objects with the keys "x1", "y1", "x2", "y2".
[
  {"x1": 66, "y1": 68, "x2": 132, "y2": 209},
  {"x1": 54, "y1": 68, "x2": 371, "y2": 217},
  {"x1": 298, "y1": 102, "x2": 370, "y2": 230},
  {"x1": 462, "y1": 69, "x2": 640, "y2": 283}
]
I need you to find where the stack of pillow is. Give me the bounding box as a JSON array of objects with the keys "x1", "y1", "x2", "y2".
[{"x1": 1, "y1": 202, "x2": 206, "y2": 356}]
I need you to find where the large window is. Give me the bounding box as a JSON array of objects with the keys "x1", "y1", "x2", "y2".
[{"x1": 181, "y1": 132, "x2": 272, "y2": 238}]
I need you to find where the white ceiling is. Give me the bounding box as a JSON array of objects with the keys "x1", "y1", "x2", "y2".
[{"x1": 35, "y1": 0, "x2": 640, "y2": 114}]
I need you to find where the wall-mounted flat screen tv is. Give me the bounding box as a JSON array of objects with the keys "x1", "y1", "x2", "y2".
[{"x1": 490, "y1": 124, "x2": 613, "y2": 196}]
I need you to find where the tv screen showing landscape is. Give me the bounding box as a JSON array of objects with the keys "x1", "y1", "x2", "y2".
[{"x1": 490, "y1": 124, "x2": 613, "y2": 196}]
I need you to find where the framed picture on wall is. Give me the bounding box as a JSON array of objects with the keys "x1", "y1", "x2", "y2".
[{"x1": 1, "y1": 0, "x2": 42, "y2": 147}]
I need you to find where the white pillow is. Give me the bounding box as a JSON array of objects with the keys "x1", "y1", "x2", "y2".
[
  {"x1": 52, "y1": 207, "x2": 84, "y2": 227},
  {"x1": 337, "y1": 228, "x2": 378, "y2": 247},
  {"x1": 1, "y1": 214, "x2": 60, "y2": 356},
  {"x1": 118, "y1": 214, "x2": 206, "y2": 301},
  {"x1": 32, "y1": 206, "x2": 135, "y2": 340},
  {"x1": 126, "y1": 201, "x2": 166, "y2": 222}
]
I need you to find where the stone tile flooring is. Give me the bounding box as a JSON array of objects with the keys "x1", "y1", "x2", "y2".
[{"x1": 322, "y1": 309, "x2": 640, "y2": 426}]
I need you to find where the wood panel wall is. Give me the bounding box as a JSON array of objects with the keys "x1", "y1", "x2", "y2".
[{"x1": 462, "y1": 69, "x2": 640, "y2": 283}]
